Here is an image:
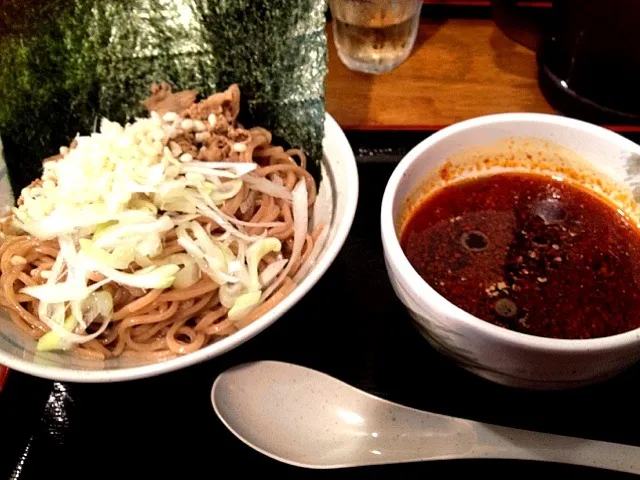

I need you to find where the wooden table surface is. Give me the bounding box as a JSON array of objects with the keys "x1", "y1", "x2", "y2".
[{"x1": 325, "y1": 18, "x2": 556, "y2": 129}]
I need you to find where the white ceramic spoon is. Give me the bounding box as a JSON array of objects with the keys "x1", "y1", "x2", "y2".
[{"x1": 212, "y1": 361, "x2": 640, "y2": 473}]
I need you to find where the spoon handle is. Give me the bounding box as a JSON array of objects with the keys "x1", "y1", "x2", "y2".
[{"x1": 470, "y1": 422, "x2": 640, "y2": 474}]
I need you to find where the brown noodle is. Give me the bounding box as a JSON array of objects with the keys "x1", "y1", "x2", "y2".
[{"x1": 0, "y1": 84, "x2": 321, "y2": 361}]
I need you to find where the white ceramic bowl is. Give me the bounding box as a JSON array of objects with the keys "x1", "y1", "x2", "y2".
[
  {"x1": 0, "y1": 113, "x2": 359, "y2": 382},
  {"x1": 381, "y1": 113, "x2": 640, "y2": 390}
]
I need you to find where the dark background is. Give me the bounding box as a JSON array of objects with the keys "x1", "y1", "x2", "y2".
[{"x1": 2, "y1": 131, "x2": 640, "y2": 479}]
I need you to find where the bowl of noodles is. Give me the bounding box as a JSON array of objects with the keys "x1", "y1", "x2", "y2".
[{"x1": 0, "y1": 85, "x2": 358, "y2": 382}]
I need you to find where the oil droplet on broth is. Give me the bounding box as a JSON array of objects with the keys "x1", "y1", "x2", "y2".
[
  {"x1": 495, "y1": 298, "x2": 517, "y2": 318},
  {"x1": 531, "y1": 235, "x2": 549, "y2": 247},
  {"x1": 533, "y1": 198, "x2": 568, "y2": 225},
  {"x1": 460, "y1": 230, "x2": 489, "y2": 252}
]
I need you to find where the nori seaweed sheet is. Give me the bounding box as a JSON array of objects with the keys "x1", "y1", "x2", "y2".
[{"x1": 0, "y1": 0, "x2": 327, "y2": 194}]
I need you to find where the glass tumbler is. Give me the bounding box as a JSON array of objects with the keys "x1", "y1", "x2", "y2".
[{"x1": 330, "y1": 0, "x2": 422, "y2": 74}]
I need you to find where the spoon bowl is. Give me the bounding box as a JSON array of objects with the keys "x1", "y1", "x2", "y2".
[{"x1": 212, "y1": 361, "x2": 640, "y2": 473}]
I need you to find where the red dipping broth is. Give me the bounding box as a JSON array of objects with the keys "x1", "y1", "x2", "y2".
[{"x1": 400, "y1": 172, "x2": 640, "y2": 340}]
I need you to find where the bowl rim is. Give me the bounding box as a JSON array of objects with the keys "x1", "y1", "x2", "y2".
[
  {"x1": 381, "y1": 112, "x2": 640, "y2": 352},
  {"x1": 0, "y1": 112, "x2": 359, "y2": 382}
]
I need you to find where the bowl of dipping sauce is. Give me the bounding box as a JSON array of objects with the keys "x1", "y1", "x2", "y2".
[{"x1": 381, "y1": 113, "x2": 640, "y2": 389}]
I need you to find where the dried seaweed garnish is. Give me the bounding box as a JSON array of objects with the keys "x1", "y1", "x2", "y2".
[{"x1": 0, "y1": 0, "x2": 327, "y2": 194}]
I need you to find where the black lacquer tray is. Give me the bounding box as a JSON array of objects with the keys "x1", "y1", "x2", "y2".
[{"x1": 2, "y1": 131, "x2": 640, "y2": 480}]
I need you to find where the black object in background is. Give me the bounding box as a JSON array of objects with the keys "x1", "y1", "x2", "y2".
[
  {"x1": 538, "y1": 0, "x2": 640, "y2": 124},
  {"x1": 493, "y1": 0, "x2": 640, "y2": 124}
]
